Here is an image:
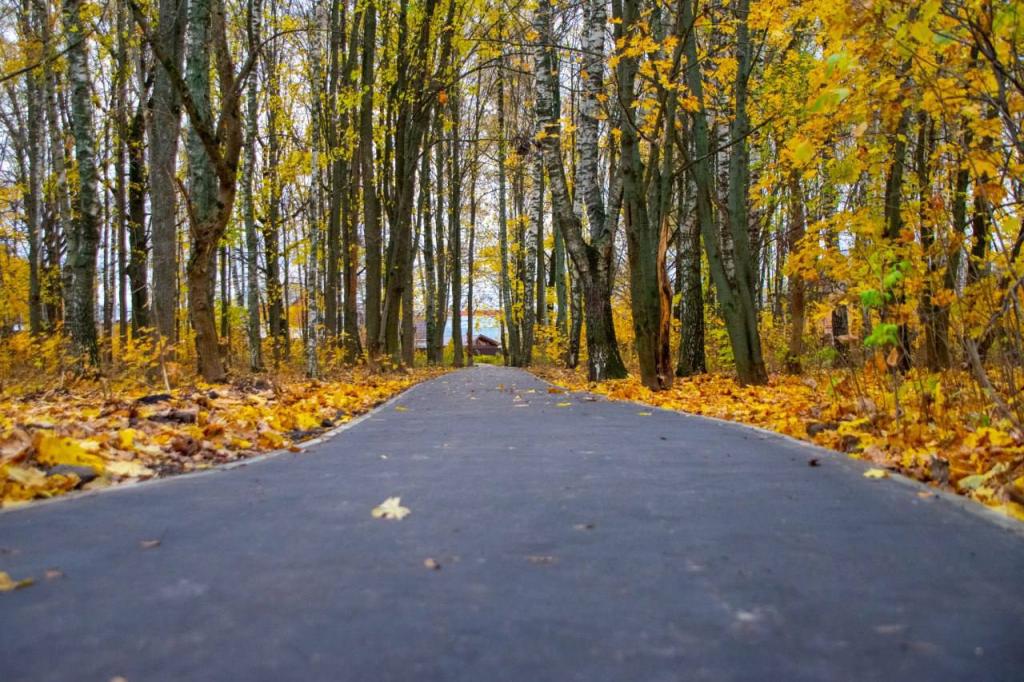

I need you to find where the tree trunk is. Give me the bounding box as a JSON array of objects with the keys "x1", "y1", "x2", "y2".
[
  {"x1": 242, "y1": 0, "x2": 263, "y2": 371},
  {"x1": 497, "y1": 61, "x2": 521, "y2": 365},
  {"x1": 534, "y1": 0, "x2": 626, "y2": 381},
  {"x1": 63, "y1": 0, "x2": 101, "y2": 364},
  {"x1": 676, "y1": 175, "x2": 705, "y2": 376},
  {"x1": 324, "y1": 0, "x2": 342, "y2": 341},
  {"x1": 360, "y1": 0, "x2": 381, "y2": 358},
  {"x1": 39, "y1": 0, "x2": 71, "y2": 330},
  {"x1": 613, "y1": 0, "x2": 675, "y2": 390},
  {"x1": 785, "y1": 171, "x2": 806, "y2": 373},
  {"x1": 519, "y1": 129, "x2": 540, "y2": 366},
  {"x1": 21, "y1": 0, "x2": 43, "y2": 335},
  {"x1": 680, "y1": 0, "x2": 765, "y2": 385},
  {"x1": 149, "y1": 0, "x2": 186, "y2": 344},
  {"x1": 264, "y1": 1, "x2": 285, "y2": 366},
  {"x1": 917, "y1": 113, "x2": 947, "y2": 370},
  {"x1": 126, "y1": 84, "x2": 150, "y2": 334},
  {"x1": 421, "y1": 138, "x2": 438, "y2": 363},
  {"x1": 882, "y1": 104, "x2": 913, "y2": 373},
  {"x1": 450, "y1": 87, "x2": 464, "y2": 367}
]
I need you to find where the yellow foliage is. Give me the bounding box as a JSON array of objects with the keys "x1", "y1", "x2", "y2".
[{"x1": 36, "y1": 435, "x2": 106, "y2": 473}]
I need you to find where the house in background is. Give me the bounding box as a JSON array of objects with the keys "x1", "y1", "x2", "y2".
[
  {"x1": 414, "y1": 310, "x2": 503, "y2": 356},
  {"x1": 470, "y1": 334, "x2": 501, "y2": 356}
]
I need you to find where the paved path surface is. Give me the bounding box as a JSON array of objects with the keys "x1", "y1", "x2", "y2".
[{"x1": 2, "y1": 366, "x2": 1023, "y2": 681}]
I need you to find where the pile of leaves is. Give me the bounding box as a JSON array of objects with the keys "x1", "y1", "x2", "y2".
[
  {"x1": 535, "y1": 366, "x2": 1024, "y2": 521},
  {"x1": 0, "y1": 369, "x2": 440, "y2": 507}
]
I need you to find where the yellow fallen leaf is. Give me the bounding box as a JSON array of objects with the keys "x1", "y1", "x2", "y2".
[
  {"x1": 637, "y1": 411, "x2": 652, "y2": 416},
  {"x1": 258, "y1": 429, "x2": 285, "y2": 449},
  {"x1": 3, "y1": 464, "x2": 48, "y2": 487},
  {"x1": 864, "y1": 468, "x2": 888, "y2": 479},
  {"x1": 372, "y1": 496, "x2": 410, "y2": 520},
  {"x1": 0, "y1": 571, "x2": 34, "y2": 592},
  {"x1": 294, "y1": 412, "x2": 321, "y2": 431},
  {"x1": 394, "y1": 406, "x2": 409, "y2": 412},
  {"x1": 1001, "y1": 502, "x2": 1024, "y2": 522},
  {"x1": 105, "y1": 460, "x2": 155, "y2": 478},
  {"x1": 556, "y1": 402, "x2": 572, "y2": 408},
  {"x1": 36, "y1": 434, "x2": 105, "y2": 473},
  {"x1": 117, "y1": 428, "x2": 139, "y2": 450}
]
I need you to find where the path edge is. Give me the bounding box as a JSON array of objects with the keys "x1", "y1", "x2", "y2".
[
  {"x1": 0, "y1": 375, "x2": 436, "y2": 516},
  {"x1": 527, "y1": 368, "x2": 1024, "y2": 539}
]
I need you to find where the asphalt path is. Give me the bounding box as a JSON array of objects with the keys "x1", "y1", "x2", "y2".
[{"x1": 2, "y1": 365, "x2": 1023, "y2": 681}]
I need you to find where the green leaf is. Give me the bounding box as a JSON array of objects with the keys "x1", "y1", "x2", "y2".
[
  {"x1": 864, "y1": 323, "x2": 899, "y2": 348},
  {"x1": 860, "y1": 290, "x2": 885, "y2": 309}
]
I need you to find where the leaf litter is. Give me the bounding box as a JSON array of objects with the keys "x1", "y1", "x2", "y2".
[{"x1": 0, "y1": 369, "x2": 440, "y2": 507}]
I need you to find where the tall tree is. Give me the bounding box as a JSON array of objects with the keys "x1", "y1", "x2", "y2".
[
  {"x1": 612, "y1": 0, "x2": 679, "y2": 390},
  {"x1": 534, "y1": 0, "x2": 627, "y2": 381},
  {"x1": 63, "y1": 0, "x2": 101, "y2": 363},
  {"x1": 149, "y1": 0, "x2": 186, "y2": 343},
  {"x1": 131, "y1": 0, "x2": 247, "y2": 381},
  {"x1": 679, "y1": 0, "x2": 766, "y2": 385}
]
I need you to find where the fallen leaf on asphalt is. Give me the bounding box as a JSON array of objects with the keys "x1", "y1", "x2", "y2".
[
  {"x1": 808, "y1": 458, "x2": 820, "y2": 467},
  {"x1": 423, "y1": 558, "x2": 441, "y2": 570},
  {"x1": 556, "y1": 402, "x2": 572, "y2": 408},
  {"x1": 0, "y1": 571, "x2": 35, "y2": 591},
  {"x1": 546, "y1": 387, "x2": 564, "y2": 394},
  {"x1": 394, "y1": 406, "x2": 409, "y2": 412},
  {"x1": 139, "y1": 539, "x2": 161, "y2": 549},
  {"x1": 864, "y1": 468, "x2": 888, "y2": 479},
  {"x1": 637, "y1": 411, "x2": 652, "y2": 416},
  {"x1": 372, "y1": 496, "x2": 410, "y2": 520},
  {"x1": 44, "y1": 569, "x2": 64, "y2": 580}
]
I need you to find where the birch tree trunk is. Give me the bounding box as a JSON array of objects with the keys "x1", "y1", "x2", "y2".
[
  {"x1": 63, "y1": 0, "x2": 101, "y2": 363},
  {"x1": 534, "y1": 0, "x2": 627, "y2": 381}
]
